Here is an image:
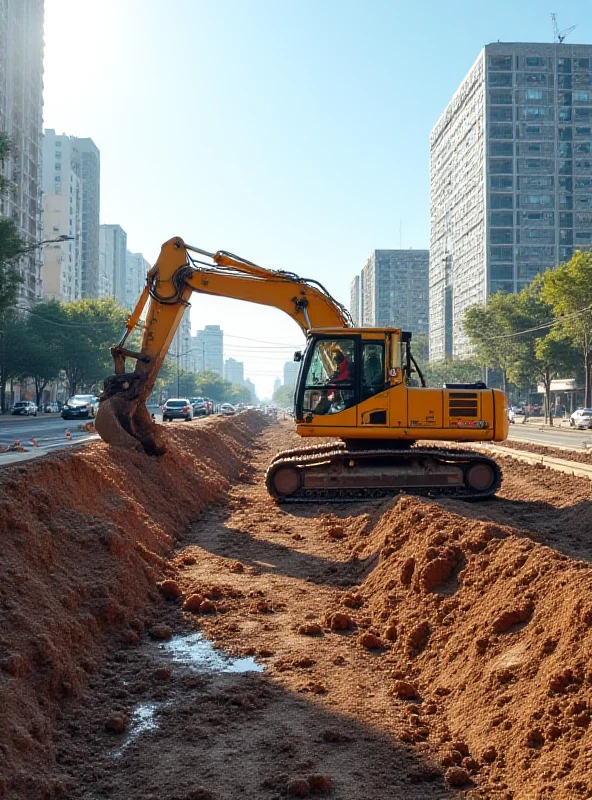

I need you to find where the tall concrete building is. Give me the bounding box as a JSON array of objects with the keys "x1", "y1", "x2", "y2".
[
  {"x1": 99, "y1": 224, "x2": 127, "y2": 305},
  {"x1": 224, "y1": 358, "x2": 244, "y2": 385},
  {"x1": 42, "y1": 130, "x2": 82, "y2": 301},
  {"x1": 357, "y1": 250, "x2": 429, "y2": 333},
  {"x1": 430, "y1": 42, "x2": 592, "y2": 360},
  {"x1": 191, "y1": 325, "x2": 223, "y2": 376},
  {"x1": 244, "y1": 378, "x2": 256, "y2": 403},
  {"x1": 70, "y1": 137, "x2": 100, "y2": 298},
  {"x1": 0, "y1": 0, "x2": 44, "y2": 304},
  {"x1": 349, "y1": 274, "x2": 363, "y2": 326},
  {"x1": 125, "y1": 251, "x2": 149, "y2": 310}
]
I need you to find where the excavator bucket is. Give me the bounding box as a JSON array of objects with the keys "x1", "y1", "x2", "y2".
[{"x1": 95, "y1": 374, "x2": 166, "y2": 456}]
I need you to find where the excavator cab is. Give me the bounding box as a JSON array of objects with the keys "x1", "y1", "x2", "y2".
[{"x1": 294, "y1": 328, "x2": 407, "y2": 427}]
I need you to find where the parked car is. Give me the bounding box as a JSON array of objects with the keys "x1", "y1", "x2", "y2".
[
  {"x1": 44, "y1": 402, "x2": 60, "y2": 413},
  {"x1": 570, "y1": 408, "x2": 592, "y2": 430},
  {"x1": 12, "y1": 400, "x2": 38, "y2": 416},
  {"x1": 162, "y1": 398, "x2": 194, "y2": 422},
  {"x1": 219, "y1": 403, "x2": 236, "y2": 416},
  {"x1": 61, "y1": 395, "x2": 100, "y2": 419},
  {"x1": 190, "y1": 397, "x2": 209, "y2": 417}
]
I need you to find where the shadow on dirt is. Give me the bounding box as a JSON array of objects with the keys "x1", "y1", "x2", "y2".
[
  {"x1": 186, "y1": 517, "x2": 363, "y2": 587},
  {"x1": 55, "y1": 630, "x2": 458, "y2": 800}
]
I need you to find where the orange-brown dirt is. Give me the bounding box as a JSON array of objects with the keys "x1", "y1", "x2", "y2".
[
  {"x1": 2, "y1": 416, "x2": 592, "y2": 799},
  {"x1": 497, "y1": 436, "x2": 592, "y2": 466}
]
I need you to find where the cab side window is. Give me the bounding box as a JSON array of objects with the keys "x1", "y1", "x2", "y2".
[{"x1": 362, "y1": 343, "x2": 385, "y2": 399}]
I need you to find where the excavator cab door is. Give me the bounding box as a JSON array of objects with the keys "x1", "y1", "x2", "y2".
[{"x1": 358, "y1": 341, "x2": 390, "y2": 427}]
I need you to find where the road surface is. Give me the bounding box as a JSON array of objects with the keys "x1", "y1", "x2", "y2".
[{"x1": 507, "y1": 421, "x2": 592, "y2": 450}]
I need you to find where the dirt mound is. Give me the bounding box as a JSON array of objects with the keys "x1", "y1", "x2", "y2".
[
  {"x1": 498, "y1": 437, "x2": 592, "y2": 466},
  {"x1": 337, "y1": 495, "x2": 592, "y2": 797},
  {"x1": 0, "y1": 412, "x2": 267, "y2": 797}
]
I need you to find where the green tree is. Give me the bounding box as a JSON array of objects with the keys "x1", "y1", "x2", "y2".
[
  {"x1": 272, "y1": 383, "x2": 295, "y2": 407},
  {"x1": 420, "y1": 358, "x2": 483, "y2": 388},
  {"x1": 194, "y1": 370, "x2": 230, "y2": 402},
  {"x1": 411, "y1": 333, "x2": 429, "y2": 365},
  {"x1": 0, "y1": 310, "x2": 23, "y2": 412},
  {"x1": 541, "y1": 250, "x2": 592, "y2": 406},
  {"x1": 17, "y1": 305, "x2": 64, "y2": 406},
  {"x1": 505, "y1": 280, "x2": 578, "y2": 424},
  {"x1": 226, "y1": 384, "x2": 252, "y2": 404},
  {"x1": 463, "y1": 293, "x2": 526, "y2": 394},
  {"x1": 0, "y1": 134, "x2": 25, "y2": 314},
  {"x1": 27, "y1": 299, "x2": 128, "y2": 396}
]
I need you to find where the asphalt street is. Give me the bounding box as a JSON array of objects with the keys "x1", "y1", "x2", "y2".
[
  {"x1": 507, "y1": 421, "x2": 592, "y2": 450},
  {"x1": 2, "y1": 411, "x2": 591, "y2": 456},
  {"x1": 0, "y1": 413, "x2": 97, "y2": 449}
]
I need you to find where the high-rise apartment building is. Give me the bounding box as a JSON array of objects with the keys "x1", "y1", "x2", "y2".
[
  {"x1": 349, "y1": 274, "x2": 363, "y2": 326},
  {"x1": 283, "y1": 360, "x2": 300, "y2": 386},
  {"x1": 244, "y1": 378, "x2": 256, "y2": 403},
  {"x1": 430, "y1": 42, "x2": 592, "y2": 360},
  {"x1": 191, "y1": 325, "x2": 223, "y2": 376},
  {"x1": 99, "y1": 224, "x2": 127, "y2": 304},
  {"x1": 41, "y1": 130, "x2": 82, "y2": 301},
  {"x1": 71, "y1": 137, "x2": 100, "y2": 298},
  {"x1": 125, "y1": 251, "x2": 149, "y2": 310},
  {"x1": 356, "y1": 250, "x2": 429, "y2": 333},
  {"x1": 0, "y1": 0, "x2": 44, "y2": 304},
  {"x1": 224, "y1": 358, "x2": 244, "y2": 386}
]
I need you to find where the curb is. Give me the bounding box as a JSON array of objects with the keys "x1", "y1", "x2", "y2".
[{"x1": 481, "y1": 443, "x2": 592, "y2": 481}]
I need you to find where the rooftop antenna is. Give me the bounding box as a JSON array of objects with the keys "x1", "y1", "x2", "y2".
[{"x1": 551, "y1": 12, "x2": 576, "y2": 43}]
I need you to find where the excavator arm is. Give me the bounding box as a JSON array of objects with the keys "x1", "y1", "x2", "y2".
[{"x1": 95, "y1": 236, "x2": 351, "y2": 454}]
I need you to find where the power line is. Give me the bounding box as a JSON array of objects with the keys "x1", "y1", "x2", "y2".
[{"x1": 485, "y1": 303, "x2": 592, "y2": 340}]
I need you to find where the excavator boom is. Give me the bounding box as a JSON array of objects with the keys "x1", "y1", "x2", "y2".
[{"x1": 95, "y1": 237, "x2": 351, "y2": 453}]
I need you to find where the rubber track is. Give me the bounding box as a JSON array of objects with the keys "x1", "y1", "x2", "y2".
[{"x1": 266, "y1": 445, "x2": 502, "y2": 503}]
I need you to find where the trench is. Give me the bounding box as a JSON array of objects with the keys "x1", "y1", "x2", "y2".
[{"x1": 2, "y1": 414, "x2": 592, "y2": 799}]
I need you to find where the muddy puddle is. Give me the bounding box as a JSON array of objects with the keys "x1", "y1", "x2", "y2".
[
  {"x1": 111, "y1": 702, "x2": 161, "y2": 757},
  {"x1": 154, "y1": 631, "x2": 264, "y2": 674}
]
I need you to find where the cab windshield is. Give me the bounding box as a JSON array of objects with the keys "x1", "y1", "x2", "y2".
[{"x1": 301, "y1": 338, "x2": 356, "y2": 415}]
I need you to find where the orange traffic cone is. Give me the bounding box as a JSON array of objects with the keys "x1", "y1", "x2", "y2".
[
  {"x1": 30, "y1": 437, "x2": 39, "y2": 447},
  {"x1": 65, "y1": 429, "x2": 72, "y2": 440}
]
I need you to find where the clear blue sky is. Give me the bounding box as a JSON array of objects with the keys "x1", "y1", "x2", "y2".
[{"x1": 43, "y1": 0, "x2": 592, "y2": 397}]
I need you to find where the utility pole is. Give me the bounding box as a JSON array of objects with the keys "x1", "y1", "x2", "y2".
[{"x1": 176, "y1": 333, "x2": 180, "y2": 396}]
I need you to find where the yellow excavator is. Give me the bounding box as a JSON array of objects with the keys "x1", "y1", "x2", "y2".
[{"x1": 96, "y1": 237, "x2": 509, "y2": 502}]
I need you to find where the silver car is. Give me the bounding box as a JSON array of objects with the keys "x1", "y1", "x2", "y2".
[{"x1": 570, "y1": 408, "x2": 592, "y2": 429}]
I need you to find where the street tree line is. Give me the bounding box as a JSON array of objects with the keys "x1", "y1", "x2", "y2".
[
  {"x1": 0, "y1": 300, "x2": 254, "y2": 413},
  {"x1": 463, "y1": 250, "x2": 592, "y2": 422}
]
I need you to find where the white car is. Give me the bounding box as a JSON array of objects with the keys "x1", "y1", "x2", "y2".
[
  {"x1": 219, "y1": 403, "x2": 236, "y2": 416},
  {"x1": 570, "y1": 408, "x2": 592, "y2": 429}
]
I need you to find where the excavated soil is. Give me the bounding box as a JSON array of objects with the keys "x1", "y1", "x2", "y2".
[
  {"x1": 497, "y1": 436, "x2": 592, "y2": 466},
  {"x1": 2, "y1": 416, "x2": 592, "y2": 799}
]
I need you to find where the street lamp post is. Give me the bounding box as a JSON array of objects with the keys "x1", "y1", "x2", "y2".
[{"x1": 16, "y1": 234, "x2": 74, "y2": 256}]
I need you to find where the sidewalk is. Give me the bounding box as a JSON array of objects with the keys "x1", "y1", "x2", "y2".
[
  {"x1": 515, "y1": 417, "x2": 572, "y2": 430},
  {"x1": 0, "y1": 432, "x2": 99, "y2": 467},
  {"x1": 0, "y1": 413, "x2": 61, "y2": 425}
]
